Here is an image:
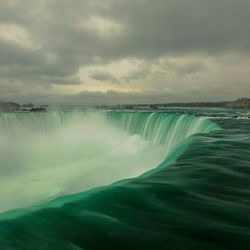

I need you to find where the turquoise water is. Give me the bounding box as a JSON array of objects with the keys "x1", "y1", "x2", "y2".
[{"x1": 0, "y1": 109, "x2": 249, "y2": 249}]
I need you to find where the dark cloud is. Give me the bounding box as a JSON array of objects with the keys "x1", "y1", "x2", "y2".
[
  {"x1": 109, "y1": 0, "x2": 250, "y2": 57},
  {"x1": 90, "y1": 71, "x2": 120, "y2": 84}
]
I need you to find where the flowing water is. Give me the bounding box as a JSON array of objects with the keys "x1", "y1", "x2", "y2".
[{"x1": 0, "y1": 109, "x2": 249, "y2": 250}]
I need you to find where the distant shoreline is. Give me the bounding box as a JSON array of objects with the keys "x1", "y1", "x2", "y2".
[
  {"x1": 97, "y1": 98, "x2": 250, "y2": 110},
  {"x1": 0, "y1": 98, "x2": 250, "y2": 112}
]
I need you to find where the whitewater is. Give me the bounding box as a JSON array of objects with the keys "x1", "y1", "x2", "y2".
[{"x1": 0, "y1": 111, "x2": 219, "y2": 214}]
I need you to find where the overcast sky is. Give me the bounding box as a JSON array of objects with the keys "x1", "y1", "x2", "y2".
[{"x1": 0, "y1": 0, "x2": 250, "y2": 105}]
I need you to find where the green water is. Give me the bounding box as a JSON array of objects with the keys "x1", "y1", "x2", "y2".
[{"x1": 0, "y1": 109, "x2": 249, "y2": 249}]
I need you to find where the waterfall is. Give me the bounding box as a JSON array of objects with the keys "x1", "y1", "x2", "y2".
[
  {"x1": 107, "y1": 111, "x2": 220, "y2": 154},
  {"x1": 0, "y1": 111, "x2": 220, "y2": 216}
]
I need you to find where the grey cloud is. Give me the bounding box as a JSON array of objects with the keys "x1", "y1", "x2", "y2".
[
  {"x1": 90, "y1": 71, "x2": 120, "y2": 84},
  {"x1": 0, "y1": 0, "x2": 250, "y2": 103},
  {"x1": 164, "y1": 62, "x2": 208, "y2": 77},
  {"x1": 123, "y1": 64, "x2": 151, "y2": 82},
  {"x1": 123, "y1": 60, "x2": 207, "y2": 83},
  {"x1": 109, "y1": 0, "x2": 250, "y2": 57},
  {"x1": 63, "y1": 89, "x2": 174, "y2": 105}
]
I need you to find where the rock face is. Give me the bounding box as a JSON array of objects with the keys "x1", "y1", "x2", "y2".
[{"x1": 0, "y1": 101, "x2": 20, "y2": 112}]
